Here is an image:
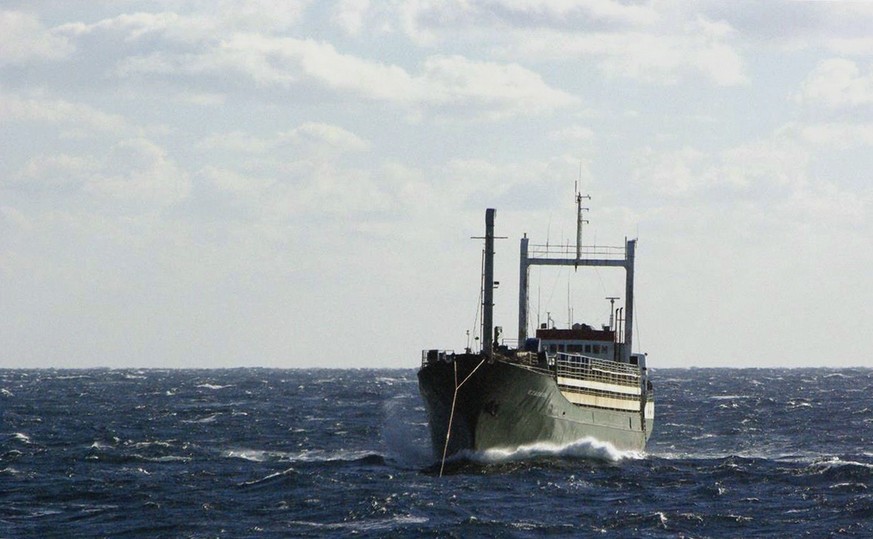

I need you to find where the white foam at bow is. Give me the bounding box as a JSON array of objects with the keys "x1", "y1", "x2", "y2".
[{"x1": 457, "y1": 436, "x2": 644, "y2": 464}]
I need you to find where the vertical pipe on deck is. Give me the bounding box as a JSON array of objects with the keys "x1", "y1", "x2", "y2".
[
  {"x1": 483, "y1": 209, "x2": 496, "y2": 355},
  {"x1": 623, "y1": 239, "x2": 636, "y2": 362},
  {"x1": 518, "y1": 235, "x2": 529, "y2": 344}
]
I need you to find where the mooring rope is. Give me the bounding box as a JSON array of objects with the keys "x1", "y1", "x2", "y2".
[{"x1": 439, "y1": 355, "x2": 489, "y2": 477}]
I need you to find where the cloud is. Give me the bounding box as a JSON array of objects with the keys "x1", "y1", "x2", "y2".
[
  {"x1": 283, "y1": 122, "x2": 371, "y2": 152},
  {"x1": 632, "y1": 147, "x2": 706, "y2": 198},
  {"x1": 378, "y1": 1, "x2": 746, "y2": 86},
  {"x1": 333, "y1": 0, "x2": 371, "y2": 36},
  {"x1": 8, "y1": 139, "x2": 191, "y2": 210},
  {"x1": 10, "y1": 154, "x2": 99, "y2": 191},
  {"x1": 85, "y1": 139, "x2": 191, "y2": 208},
  {"x1": 396, "y1": 0, "x2": 659, "y2": 44},
  {"x1": 30, "y1": 4, "x2": 578, "y2": 119},
  {"x1": 0, "y1": 11, "x2": 74, "y2": 65},
  {"x1": 57, "y1": 11, "x2": 187, "y2": 42},
  {"x1": 796, "y1": 58, "x2": 873, "y2": 109},
  {"x1": 56, "y1": 1, "x2": 311, "y2": 42},
  {"x1": 633, "y1": 134, "x2": 809, "y2": 199},
  {"x1": 825, "y1": 37, "x2": 873, "y2": 56},
  {"x1": 509, "y1": 23, "x2": 746, "y2": 86},
  {"x1": 117, "y1": 34, "x2": 576, "y2": 118},
  {"x1": 197, "y1": 122, "x2": 370, "y2": 155},
  {"x1": 549, "y1": 124, "x2": 595, "y2": 142},
  {"x1": 418, "y1": 54, "x2": 578, "y2": 117},
  {"x1": 786, "y1": 121, "x2": 873, "y2": 149},
  {"x1": 0, "y1": 92, "x2": 128, "y2": 134}
]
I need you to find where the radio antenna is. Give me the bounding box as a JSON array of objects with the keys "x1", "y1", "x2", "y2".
[{"x1": 574, "y1": 180, "x2": 590, "y2": 268}]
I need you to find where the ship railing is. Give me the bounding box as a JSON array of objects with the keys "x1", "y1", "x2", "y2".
[
  {"x1": 421, "y1": 349, "x2": 455, "y2": 366},
  {"x1": 555, "y1": 353, "x2": 640, "y2": 387},
  {"x1": 528, "y1": 243, "x2": 626, "y2": 260}
]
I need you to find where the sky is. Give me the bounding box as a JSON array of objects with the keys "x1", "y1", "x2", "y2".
[{"x1": 1, "y1": 1, "x2": 871, "y2": 369}]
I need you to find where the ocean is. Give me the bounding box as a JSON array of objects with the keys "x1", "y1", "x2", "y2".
[{"x1": 1, "y1": 367, "x2": 871, "y2": 537}]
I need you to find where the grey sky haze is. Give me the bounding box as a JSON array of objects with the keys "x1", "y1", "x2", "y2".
[{"x1": 1, "y1": 1, "x2": 871, "y2": 369}]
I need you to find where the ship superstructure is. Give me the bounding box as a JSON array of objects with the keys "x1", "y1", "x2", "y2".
[{"x1": 418, "y1": 197, "x2": 654, "y2": 470}]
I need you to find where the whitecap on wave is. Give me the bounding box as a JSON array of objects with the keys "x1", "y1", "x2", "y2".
[
  {"x1": 196, "y1": 383, "x2": 231, "y2": 390},
  {"x1": 223, "y1": 449, "x2": 287, "y2": 462},
  {"x1": 223, "y1": 448, "x2": 382, "y2": 464},
  {"x1": 181, "y1": 413, "x2": 222, "y2": 424},
  {"x1": 239, "y1": 466, "x2": 296, "y2": 486},
  {"x1": 10, "y1": 432, "x2": 31, "y2": 444},
  {"x1": 288, "y1": 515, "x2": 428, "y2": 533}
]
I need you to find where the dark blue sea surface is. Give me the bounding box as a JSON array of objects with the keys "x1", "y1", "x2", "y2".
[{"x1": 1, "y1": 368, "x2": 871, "y2": 537}]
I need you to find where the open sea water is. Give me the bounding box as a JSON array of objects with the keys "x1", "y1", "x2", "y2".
[{"x1": 1, "y1": 367, "x2": 871, "y2": 538}]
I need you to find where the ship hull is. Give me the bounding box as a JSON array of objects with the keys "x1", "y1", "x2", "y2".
[{"x1": 418, "y1": 354, "x2": 652, "y2": 458}]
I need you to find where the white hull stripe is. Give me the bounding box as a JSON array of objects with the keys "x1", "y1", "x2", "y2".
[
  {"x1": 557, "y1": 376, "x2": 641, "y2": 396},
  {"x1": 560, "y1": 390, "x2": 642, "y2": 411}
]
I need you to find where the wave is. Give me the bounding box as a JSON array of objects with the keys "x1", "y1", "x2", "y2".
[
  {"x1": 223, "y1": 449, "x2": 289, "y2": 462},
  {"x1": 288, "y1": 515, "x2": 429, "y2": 533},
  {"x1": 132, "y1": 454, "x2": 192, "y2": 463},
  {"x1": 223, "y1": 448, "x2": 385, "y2": 466},
  {"x1": 9, "y1": 432, "x2": 32, "y2": 444},
  {"x1": 181, "y1": 413, "x2": 222, "y2": 424},
  {"x1": 805, "y1": 457, "x2": 873, "y2": 480},
  {"x1": 238, "y1": 466, "x2": 297, "y2": 488},
  {"x1": 196, "y1": 383, "x2": 231, "y2": 390}
]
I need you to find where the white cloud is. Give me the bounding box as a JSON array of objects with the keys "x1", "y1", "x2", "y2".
[
  {"x1": 381, "y1": 1, "x2": 746, "y2": 86},
  {"x1": 418, "y1": 55, "x2": 578, "y2": 117},
  {"x1": 0, "y1": 11, "x2": 74, "y2": 65},
  {"x1": 11, "y1": 154, "x2": 99, "y2": 191},
  {"x1": 396, "y1": 0, "x2": 659, "y2": 44},
  {"x1": 197, "y1": 131, "x2": 275, "y2": 154},
  {"x1": 57, "y1": 11, "x2": 186, "y2": 41},
  {"x1": 796, "y1": 59, "x2": 873, "y2": 108},
  {"x1": 56, "y1": 1, "x2": 311, "y2": 42},
  {"x1": 0, "y1": 92, "x2": 128, "y2": 133},
  {"x1": 789, "y1": 122, "x2": 873, "y2": 149},
  {"x1": 549, "y1": 124, "x2": 595, "y2": 142},
  {"x1": 333, "y1": 0, "x2": 371, "y2": 36},
  {"x1": 512, "y1": 25, "x2": 746, "y2": 86},
  {"x1": 712, "y1": 139, "x2": 808, "y2": 191},
  {"x1": 282, "y1": 122, "x2": 371, "y2": 152},
  {"x1": 206, "y1": 0, "x2": 311, "y2": 31},
  {"x1": 825, "y1": 37, "x2": 873, "y2": 56},
  {"x1": 197, "y1": 123, "x2": 370, "y2": 155},
  {"x1": 633, "y1": 135, "x2": 809, "y2": 199},
  {"x1": 118, "y1": 35, "x2": 576, "y2": 118},
  {"x1": 632, "y1": 147, "x2": 705, "y2": 198},
  {"x1": 172, "y1": 91, "x2": 226, "y2": 107},
  {"x1": 85, "y1": 139, "x2": 191, "y2": 208}
]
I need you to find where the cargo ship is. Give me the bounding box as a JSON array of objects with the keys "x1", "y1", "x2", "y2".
[{"x1": 418, "y1": 197, "x2": 654, "y2": 470}]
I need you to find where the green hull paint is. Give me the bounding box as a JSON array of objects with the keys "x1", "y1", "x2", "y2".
[{"x1": 418, "y1": 354, "x2": 653, "y2": 458}]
